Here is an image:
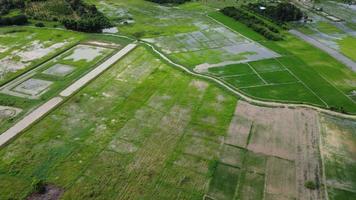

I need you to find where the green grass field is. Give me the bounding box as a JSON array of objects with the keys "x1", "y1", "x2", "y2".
[
  {"x1": 338, "y1": 36, "x2": 356, "y2": 61},
  {"x1": 320, "y1": 115, "x2": 356, "y2": 200}
]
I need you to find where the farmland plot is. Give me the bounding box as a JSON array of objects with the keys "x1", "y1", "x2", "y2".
[
  {"x1": 320, "y1": 115, "x2": 356, "y2": 200},
  {"x1": 0, "y1": 27, "x2": 83, "y2": 85},
  {"x1": 145, "y1": 26, "x2": 279, "y2": 70},
  {"x1": 0, "y1": 40, "x2": 121, "y2": 134},
  {"x1": 223, "y1": 101, "x2": 326, "y2": 200}
]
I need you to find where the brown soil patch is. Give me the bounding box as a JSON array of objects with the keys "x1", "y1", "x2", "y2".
[
  {"x1": 265, "y1": 157, "x2": 296, "y2": 198},
  {"x1": 228, "y1": 101, "x2": 326, "y2": 200}
]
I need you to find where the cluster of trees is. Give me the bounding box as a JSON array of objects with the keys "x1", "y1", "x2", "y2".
[
  {"x1": 245, "y1": 2, "x2": 303, "y2": 23},
  {"x1": 146, "y1": 0, "x2": 191, "y2": 4},
  {"x1": 62, "y1": 0, "x2": 111, "y2": 32},
  {"x1": 221, "y1": 7, "x2": 283, "y2": 41},
  {"x1": 0, "y1": 14, "x2": 27, "y2": 26},
  {"x1": 0, "y1": 0, "x2": 27, "y2": 26},
  {"x1": 0, "y1": 0, "x2": 111, "y2": 32},
  {"x1": 0, "y1": 0, "x2": 25, "y2": 15}
]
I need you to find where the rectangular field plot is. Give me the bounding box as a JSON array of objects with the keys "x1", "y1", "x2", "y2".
[
  {"x1": 208, "y1": 63, "x2": 254, "y2": 77},
  {"x1": 249, "y1": 58, "x2": 285, "y2": 72},
  {"x1": 243, "y1": 151, "x2": 267, "y2": 174},
  {"x1": 241, "y1": 82, "x2": 324, "y2": 105},
  {"x1": 42, "y1": 64, "x2": 74, "y2": 77},
  {"x1": 265, "y1": 157, "x2": 296, "y2": 199},
  {"x1": 12, "y1": 78, "x2": 53, "y2": 98},
  {"x1": 236, "y1": 171, "x2": 265, "y2": 200},
  {"x1": 259, "y1": 70, "x2": 298, "y2": 84},
  {"x1": 225, "y1": 111, "x2": 253, "y2": 148},
  {"x1": 220, "y1": 144, "x2": 245, "y2": 167},
  {"x1": 64, "y1": 45, "x2": 110, "y2": 62},
  {"x1": 207, "y1": 163, "x2": 240, "y2": 200},
  {"x1": 224, "y1": 74, "x2": 265, "y2": 88}
]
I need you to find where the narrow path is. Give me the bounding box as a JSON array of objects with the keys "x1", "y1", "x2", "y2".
[
  {"x1": 0, "y1": 43, "x2": 137, "y2": 147},
  {"x1": 289, "y1": 29, "x2": 356, "y2": 72}
]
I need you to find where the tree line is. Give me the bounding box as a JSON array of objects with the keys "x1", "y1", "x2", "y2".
[
  {"x1": 221, "y1": 7, "x2": 283, "y2": 41},
  {"x1": 244, "y1": 2, "x2": 303, "y2": 23}
]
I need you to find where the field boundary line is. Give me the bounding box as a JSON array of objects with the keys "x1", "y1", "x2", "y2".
[
  {"x1": 246, "y1": 63, "x2": 268, "y2": 84},
  {"x1": 317, "y1": 72, "x2": 355, "y2": 103},
  {"x1": 140, "y1": 40, "x2": 356, "y2": 119},
  {"x1": 237, "y1": 80, "x2": 300, "y2": 89},
  {"x1": 220, "y1": 72, "x2": 257, "y2": 78},
  {"x1": 317, "y1": 117, "x2": 330, "y2": 200},
  {"x1": 274, "y1": 58, "x2": 329, "y2": 107}
]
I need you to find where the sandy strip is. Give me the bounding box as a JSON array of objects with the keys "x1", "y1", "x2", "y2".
[
  {"x1": 60, "y1": 43, "x2": 137, "y2": 97},
  {"x1": 0, "y1": 97, "x2": 63, "y2": 147},
  {"x1": 290, "y1": 29, "x2": 356, "y2": 72}
]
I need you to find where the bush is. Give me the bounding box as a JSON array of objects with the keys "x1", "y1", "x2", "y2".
[
  {"x1": 304, "y1": 180, "x2": 317, "y2": 190},
  {"x1": 32, "y1": 179, "x2": 46, "y2": 194},
  {"x1": 35, "y1": 22, "x2": 45, "y2": 27}
]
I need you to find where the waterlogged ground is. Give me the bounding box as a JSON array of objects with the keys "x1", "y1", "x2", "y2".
[
  {"x1": 0, "y1": 31, "x2": 129, "y2": 134},
  {"x1": 0, "y1": 27, "x2": 84, "y2": 85}
]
